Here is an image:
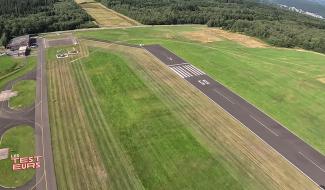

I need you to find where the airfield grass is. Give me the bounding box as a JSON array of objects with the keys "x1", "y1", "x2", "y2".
[
  {"x1": 76, "y1": 26, "x2": 325, "y2": 155},
  {"x1": 47, "y1": 41, "x2": 245, "y2": 189},
  {"x1": 77, "y1": 48, "x2": 244, "y2": 190},
  {"x1": 0, "y1": 56, "x2": 36, "y2": 90},
  {"x1": 48, "y1": 43, "x2": 144, "y2": 190},
  {"x1": 46, "y1": 45, "x2": 82, "y2": 61},
  {"x1": 0, "y1": 126, "x2": 35, "y2": 188},
  {"x1": 83, "y1": 41, "x2": 319, "y2": 189},
  {"x1": 0, "y1": 56, "x2": 25, "y2": 78},
  {"x1": 9, "y1": 80, "x2": 36, "y2": 109}
]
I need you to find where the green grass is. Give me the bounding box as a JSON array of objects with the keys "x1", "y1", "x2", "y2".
[
  {"x1": 0, "y1": 126, "x2": 35, "y2": 188},
  {"x1": 46, "y1": 45, "x2": 78, "y2": 61},
  {"x1": 0, "y1": 56, "x2": 37, "y2": 90},
  {"x1": 0, "y1": 56, "x2": 26, "y2": 78},
  {"x1": 48, "y1": 44, "x2": 143, "y2": 190},
  {"x1": 76, "y1": 25, "x2": 325, "y2": 155},
  {"x1": 76, "y1": 49, "x2": 242, "y2": 189},
  {"x1": 47, "y1": 44, "x2": 244, "y2": 189},
  {"x1": 9, "y1": 80, "x2": 36, "y2": 109}
]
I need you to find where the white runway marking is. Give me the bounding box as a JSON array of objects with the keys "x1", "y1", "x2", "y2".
[
  {"x1": 213, "y1": 89, "x2": 235, "y2": 104},
  {"x1": 183, "y1": 65, "x2": 205, "y2": 76},
  {"x1": 170, "y1": 66, "x2": 193, "y2": 78},
  {"x1": 169, "y1": 67, "x2": 184, "y2": 78},
  {"x1": 173, "y1": 67, "x2": 189, "y2": 78},
  {"x1": 299, "y1": 152, "x2": 325, "y2": 173},
  {"x1": 168, "y1": 64, "x2": 205, "y2": 78},
  {"x1": 177, "y1": 67, "x2": 193, "y2": 77},
  {"x1": 250, "y1": 115, "x2": 279, "y2": 136}
]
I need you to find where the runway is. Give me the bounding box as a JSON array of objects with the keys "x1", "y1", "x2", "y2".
[
  {"x1": 35, "y1": 38, "x2": 57, "y2": 190},
  {"x1": 144, "y1": 44, "x2": 325, "y2": 188}
]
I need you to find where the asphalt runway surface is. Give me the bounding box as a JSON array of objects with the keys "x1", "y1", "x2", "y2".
[
  {"x1": 35, "y1": 38, "x2": 57, "y2": 190},
  {"x1": 144, "y1": 44, "x2": 325, "y2": 188},
  {"x1": 46, "y1": 37, "x2": 77, "y2": 48}
]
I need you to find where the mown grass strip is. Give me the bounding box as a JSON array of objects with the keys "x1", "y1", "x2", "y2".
[
  {"x1": 77, "y1": 48, "x2": 243, "y2": 190},
  {"x1": 71, "y1": 60, "x2": 144, "y2": 189}
]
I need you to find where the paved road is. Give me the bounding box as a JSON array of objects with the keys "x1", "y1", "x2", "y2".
[
  {"x1": 144, "y1": 44, "x2": 325, "y2": 188},
  {"x1": 35, "y1": 38, "x2": 57, "y2": 190}
]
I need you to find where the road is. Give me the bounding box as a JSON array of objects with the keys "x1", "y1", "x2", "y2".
[
  {"x1": 144, "y1": 44, "x2": 325, "y2": 188},
  {"x1": 35, "y1": 38, "x2": 57, "y2": 190}
]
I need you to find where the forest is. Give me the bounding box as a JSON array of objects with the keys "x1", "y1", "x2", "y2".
[
  {"x1": 0, "y1": 0, "x2": 96, "y2": 46},
  {"x1": 97, "y1": 0, "x2": 325, "y2": 53}
]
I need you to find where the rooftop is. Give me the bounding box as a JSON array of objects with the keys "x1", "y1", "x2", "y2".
[{"x1": 7, "y1": 35, "x2": 30, "y2": 48}]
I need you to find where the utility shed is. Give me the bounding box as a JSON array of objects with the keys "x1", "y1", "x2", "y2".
[
  {"x1": 7, "y1": 35, "x2": 30, "y2": 51},
  {"x1": 0, "y1": 148, "x2": 9, "y2": 160},
  {"x1": 18, "y1": 46, "x2": 28, "y2": 56}
]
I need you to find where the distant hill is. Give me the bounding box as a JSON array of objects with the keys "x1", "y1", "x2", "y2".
[{"x1": 261, "y1": 0, "x2": 325, "y2": 18}]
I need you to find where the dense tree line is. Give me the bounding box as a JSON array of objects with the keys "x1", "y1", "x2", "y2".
[
  {"x1": 0, "y1": 0, "x2": 97, "y2": 46},
  {"x1": 97, "y1": 0, "x2": 325, "y2": 53}
]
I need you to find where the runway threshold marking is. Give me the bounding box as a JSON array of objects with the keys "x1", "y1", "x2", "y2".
[
  {"x1": 183, "y1": 65, "x2": 205, "y2": 76},
  {"x1": 177, "y1": 67, "x2": 193, "y2": 78},
  {"x1": 172, "y1": 67, "x2": 189, "y2": 78},
  {"x1": 250, "y1": 115, "x2": 279, "y2": 137},
  {"x1": 299, "y1": 152, "x2": 325, "y2": 173},
  {"x1": 170, "y1": 66, "x2": 193, "y2": 78},
  {"x1": 213, "y1": 89, "x2": 235, "y2": 104}
]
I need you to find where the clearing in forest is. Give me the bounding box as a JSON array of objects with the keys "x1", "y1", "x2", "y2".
[
  {"x1": 183, "y1": 28, "x2": 267, "y2": 47},
  {"x1": 76, "y1": 2, "x2": 140, "y2": 27}
]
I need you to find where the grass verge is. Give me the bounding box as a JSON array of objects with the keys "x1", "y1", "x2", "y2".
[
  {"x1": 0, "y1": 56, "x2": 26, "y2": 79},
  {"x1": 9, "y1": 80, "x2": 36, "y2": 109},
  {"x1": 0, "y1": 56, "x2": 37, "y2": 90},
  {"x1": 0, "y1": 126, "x2": 35, "y2": 188}
]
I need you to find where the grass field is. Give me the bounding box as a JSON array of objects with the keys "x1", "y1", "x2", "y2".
[
  {"x1": 0, "y1": 56, "x2": 36, "y2": 90},
  {"x1": 47, "y1": 42, "x2": 243, "y2": 190},
  {"x1": 47, "y1": 38, "x2": 318, "y2": 189},
  {"x1": 76, "y1": 25, "x2": 325, "y2": 156},
  {"x1": 48, "y1": 43, "x2": 144, "y2": 190},
  {"x1": 0, "y1": 56, "x2": 26, "y2": 79},
  {"x1": 0, "y1": 126, "x2": 35, "y2": 188},
  {"x1": 77, "y1": 2, "x2": 140, "y2": 27},
  {"x1": 9, "y1": 80, "x2": 36, "y2": 109},
  {"x1": 46, "y1": 45, "x2": 81, "y2": 61}
]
